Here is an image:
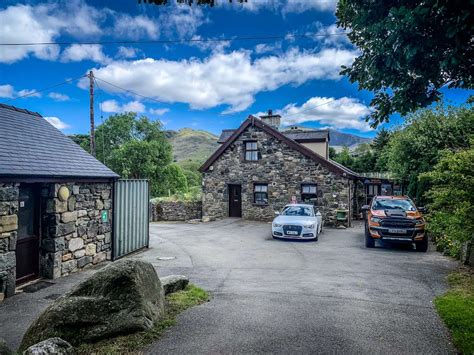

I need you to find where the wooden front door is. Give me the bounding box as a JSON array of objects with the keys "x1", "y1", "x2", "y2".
[
  {"x1": 228, "y1": 184, "x2": 242, "y2": 218},
  {"x1": 16, "y1": 184, "x2": 40, "y2": 284}
]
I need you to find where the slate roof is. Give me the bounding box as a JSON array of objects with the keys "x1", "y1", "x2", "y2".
[
  {"x1": 218, "y1": 128, "x2": 329, "y2": 143},
  {"x1": 200, "y1": 115, "x2": 359, "y2": 178},
  {"x1": 0, "y1": 104, "x2": 119, "y2": 179}
]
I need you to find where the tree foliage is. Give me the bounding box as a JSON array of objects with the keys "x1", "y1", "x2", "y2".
[
  {"x1": 384, "y1": 105, "x2": 473, "y2": 202},
  {"x1": 336, "y1": 0, "x2": 474, "y2": 127},
  {"x1": 420, "y1": 143, "x2": 474, "y2": 257},
  {"x1": 156, "y1": 163, "x2": 188, "y2": 196}
]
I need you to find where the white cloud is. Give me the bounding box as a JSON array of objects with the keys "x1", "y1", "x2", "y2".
[
  {"x1": 160, "y1": 5, "x2": 206, "y2": 39},
  {"x1": 0, "y1": 85, "x2": 15, "y2": 98},
  {"x1": 276, "y1": 96, "x2": 372, "y2": 131},
  {"x1": 227, "y1": 0, "x2": 337, "y2": 13},
  {"x1": 113, "y1": 14, "x2": 159, "y2": 40},
  {"x1": 0, "y1": 84, "x2": 40, "y2": 99},
  {"x1": 149, "y1": 108, "x2": 170, "y2": 116},
  {"x1": 61, "y1": 44, "x2": 110, "y2": 64},
  {"x1": 101, "y1": 99, "x2": 145, "y2": 113},
  {"x1": 116, "y1": 46, "x2": 141, "y2": 59},
  {"x1": 254, "y1": 42, "x2": 282, "y2": 55},
  {"x1": 311, "y1": 23, "x2": 351, "y2": 47},
  {"x1": 44, "y1": 116, "x2": 70, "y2": 130},
  {"x1": 81, "y1": 47, "x2": 357, "y2": 113},
  {"x1": 48, "y1": 92, "x2": 70, "y2": 101}
]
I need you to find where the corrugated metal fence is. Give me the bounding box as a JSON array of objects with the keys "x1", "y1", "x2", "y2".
[{"x1": 113, "y1": 179, "x2": 149, "y2": 259}]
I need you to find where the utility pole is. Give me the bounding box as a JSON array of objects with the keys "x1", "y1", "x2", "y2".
[{"x1": 88, "y1": 70, "x2": 96, "y2": 156}]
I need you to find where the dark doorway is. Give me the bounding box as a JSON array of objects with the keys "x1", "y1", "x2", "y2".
[
  {"x1": 16, "y1": 184, "x2": 40, "y2": 284},
  {"x1": 228, "y1": 184, "x2": 242, "y2": 217}
]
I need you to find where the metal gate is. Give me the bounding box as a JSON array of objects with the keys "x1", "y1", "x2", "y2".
[{"x1": 113, "y1": 179, "x2": 150, "y2": 259}]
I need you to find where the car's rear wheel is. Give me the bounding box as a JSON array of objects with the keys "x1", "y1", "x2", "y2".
[
  {"x1": 365, "y1": 221, "x2": 375, "y2": 248},
  {"x1": 415, "y1": 235, "x2": 428, "y2": 252}
]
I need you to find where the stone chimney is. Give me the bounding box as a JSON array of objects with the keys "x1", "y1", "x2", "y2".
[{"x1": 259, "y1": 109, "x2": 281, "y2": 130}]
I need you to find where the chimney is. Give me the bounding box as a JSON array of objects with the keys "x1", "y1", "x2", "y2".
[{"x1": 259, "y1": 109, "x2": 281, "y2": 129}]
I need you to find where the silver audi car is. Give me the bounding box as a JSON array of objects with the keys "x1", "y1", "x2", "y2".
[{"x1": 272, "y1": 204, "x2": 323, "y2": 241}]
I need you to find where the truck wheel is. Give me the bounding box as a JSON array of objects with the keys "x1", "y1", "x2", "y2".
[
  {"x1": 415, "y1": 235, "x2": 428, "y2": 252},
  {"x1": 365, "y1": 222, "x2": 375, "y2": 248}
]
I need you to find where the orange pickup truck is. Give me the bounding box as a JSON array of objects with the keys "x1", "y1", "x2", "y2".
[{"x1": 362, "y1": 196, "x2": 428, "y2": 252}]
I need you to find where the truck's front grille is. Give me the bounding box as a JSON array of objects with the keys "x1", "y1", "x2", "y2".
[{"x1": 380, "y1": 218, "x2": 415, "y2": 229}]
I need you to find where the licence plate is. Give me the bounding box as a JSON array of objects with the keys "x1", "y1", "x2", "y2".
[
  {"x1": 388, "y1": 229, "x2": 406, "y2": 234},
  {"x1": 286, "y1": 231, "x2": 298, "y2": 235}
]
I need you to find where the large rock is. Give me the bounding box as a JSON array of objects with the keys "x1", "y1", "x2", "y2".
[
  {"x1": 20, "y1": 259, "x2": 164, "y2": 350},
  {"x1": 23, "y1": 338, "x2": 72, "y2": 355},
  {"x1": 161, "y1": 275, "x2": 189, "y2": 295}
]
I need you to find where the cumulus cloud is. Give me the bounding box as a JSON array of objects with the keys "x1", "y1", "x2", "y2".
[
  {"x1": 44, "y1": 116, "x2": 70, "y2": 130},
  {"x1": 101, "y1": 100, "x2": 146, "y2": 113},
  {"x1": 228, "y1": 0, "x2": 337, "y2": 13},
  {"x1": 116, "y1": 46, "x2": 141, "y2": 59},
  {"x1": 254, "y1": 42, "x2": 282, "y2": 55},
  {"x1": 113, "y1": 14, "x2": 159, "y2": 40},
  {"x1": 48, "y1": 92, "x2": 70, "y2": 101},
  {"x1": 149, "y1": 108, "x2": 170, "y2": 116},
  {"x1": 276, "y1": 96, "x2": 372, "y2": 131},
  {"x1": 0, "y1": 84, "x2": 40, "y2": 99},
  {"x1": 61, "y1": 44, "x2": 110, "y2": 64},
  {"x1": 310, "y1": 23, "x2": 351, "y2": 47},
  {"x1": 81, "y1": 47, "x2": 357, "y2": 113},
  {"x1": 160, "y1": 5, "x2": 207, "y2": 39}
]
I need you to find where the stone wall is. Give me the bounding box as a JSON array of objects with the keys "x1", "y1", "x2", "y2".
[
  {"x1": 40, "y1": 183, "x2": 113, "y2": 278},
  {"x1": 151, "y1": 201, "x2": 202, "y2": 221},
  {"x1": 202, "y1": 124, "x2": 351, "y2": 224},
  {"x1": 0, "y1": 183, "x2": 19, "y2": 299}
]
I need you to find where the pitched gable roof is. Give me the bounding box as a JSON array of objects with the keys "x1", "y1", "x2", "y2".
[
  {"x1": 0, "y1": 104, "x2": 119, "y2": 179},
  {"x1": 199, "y1": 115, "x2": 359, "y2": 178}
]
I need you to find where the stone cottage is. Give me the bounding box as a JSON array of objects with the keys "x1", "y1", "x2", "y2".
[
  {"x1": 0, "y1": 104, "x2": 119, "y2": 301},
  {"x1": 199, "y1": 112, "x2": 359, "y2": 224}
]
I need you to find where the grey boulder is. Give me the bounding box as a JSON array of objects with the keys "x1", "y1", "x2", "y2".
[
  {"x1": 20, "y1": 259, "x2": 164, "y2": 350},
  {"x1": 161, "y1": 275, "x2": 189, "y2": 295},
  {"x1": 23, "y1": 338, "x2": 72, "y2": 355}
]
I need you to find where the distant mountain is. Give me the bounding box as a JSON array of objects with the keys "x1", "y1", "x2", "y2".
[
  {"x1": 165, "y1": 127, "x2": 371, "y2": 163},
  {"x1": 166, "y1": 128, "x2": 219, "y2": 163},
  {"x1": 328, "y1": 129, "x2": 372, "y2": 147}
]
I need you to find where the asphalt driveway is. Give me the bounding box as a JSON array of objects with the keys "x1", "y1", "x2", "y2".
[
  {"x1": 140, "y1": 219, "x2": 457, "y2": 354},
  {"x1": 0, "y1": 219, "x2": 457, "y2": 353}
]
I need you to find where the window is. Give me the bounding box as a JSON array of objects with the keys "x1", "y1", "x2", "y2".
[
  {"x1": 245, "y1": 141, "x2": 259, "y2": 161},
  {"x1": 367, "y1": 184, "x2": 380, "y2": 196},
  {"x1": 254, "y1": 184, "x2": 268, "y2": 204},
  {"x1": 301, "y1": 183, "x2": 317, "y2": 203}
]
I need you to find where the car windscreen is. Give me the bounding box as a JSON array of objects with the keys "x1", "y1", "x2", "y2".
[
  {"x1": 372, "y1": 199, "x2": 416, "y2": 211},
  {"x1": 282, "y1": 206, "x2": 313, "y2": 216}
]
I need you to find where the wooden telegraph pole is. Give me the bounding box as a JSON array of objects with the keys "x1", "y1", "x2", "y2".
[{"x1": 88, "y1": 71, "x2": 96, "y2": 156}]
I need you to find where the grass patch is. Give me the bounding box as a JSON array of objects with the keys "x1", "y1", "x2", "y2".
[
  {"x1": 434, "y1": 268, "x2": 474, "y2": 354},
  {"x1": 75, "y1": 284, "x2": 209, "y2": 354}
]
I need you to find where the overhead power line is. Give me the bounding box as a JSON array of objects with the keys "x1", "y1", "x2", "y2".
[
  {"x1": 1, "y1": 75, "x2": 86, "y2": 103},
  {"x1": 0, "y1": 32, "x2": 350, "y2": 46}
]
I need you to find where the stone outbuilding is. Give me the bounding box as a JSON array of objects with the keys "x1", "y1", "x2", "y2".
[
  {"x1": 0, "y1": 104, "x2": 119, "y2": 301},
  {"x1": 199, "y1": 112, "x2": 359, "y2": 224}
]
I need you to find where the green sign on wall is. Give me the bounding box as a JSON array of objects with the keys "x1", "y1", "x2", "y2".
[{"x1": 101, "y1": 210, "x2": 108, "y2": 223}]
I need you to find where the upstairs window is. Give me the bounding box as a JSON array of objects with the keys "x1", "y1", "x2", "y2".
[
  {"x1": 254, "y1": 184, "x2": 268, "y2": 205},
  {"x1": 301, "y1": 183, "x2": 317, "y2": 203},
  {"x1": 245, "y1": 141, "x2": 259, "y2": 161}
]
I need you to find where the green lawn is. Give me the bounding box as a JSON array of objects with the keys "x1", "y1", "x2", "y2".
[
  {"x1": 434, "y1": 269, "x2": 474, "y2": 354},
  {"x1": 76, "y1": 284, "x2": 209, "y2": 354}
]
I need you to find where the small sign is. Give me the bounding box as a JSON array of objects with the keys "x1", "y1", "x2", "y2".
[
  {"x1": 20, "y1": 201, "x2": 25, "y2": 208},
  {"x1": 101, "y1": 210, "x2": 108, "y2": 223}
]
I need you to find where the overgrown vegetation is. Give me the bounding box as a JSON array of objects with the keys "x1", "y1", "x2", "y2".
[
  {"x1": 75, "y1": 284, "x2": 209, "y2": 354},
  {"x1": 434, "y1": 269, "x2": 474, "y2": 354}
]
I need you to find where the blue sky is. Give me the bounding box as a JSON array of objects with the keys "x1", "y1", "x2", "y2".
[{"x1": 0, "y1": 0, "x2": 471, "y2": 138}]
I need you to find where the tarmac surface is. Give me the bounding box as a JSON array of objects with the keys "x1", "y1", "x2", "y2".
[{"x1": 0, "y1": 219, "x2": 457, "y2": 354}]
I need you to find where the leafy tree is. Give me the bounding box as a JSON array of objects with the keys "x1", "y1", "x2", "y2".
[
  {"x1": 336, "y1": 0, "x2": 474, "y2": 126},
  {"x1": 328, "y1": 146, "x2": 337, "y2": 159},
  {"x1": 333, "y1": 146, "x2": 354, "y2": 170},
  {"x1": 420, "y1": 143, "x2": 474, "y2": 257},
  {"x1": 69, "y1": 134, "x2": 90, "y2": 152},
  {"x1": 385, "y1": 105, "x2": 473, "y2": 202},
  {"x1": 156, "y1": 164, "x2": 188, "y2": 196},
  {"x1": 371, "y1": 128, "x2": 392, "y2": 171}
]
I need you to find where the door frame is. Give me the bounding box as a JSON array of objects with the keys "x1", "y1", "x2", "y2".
[
  {"x1": 228, "y1": 184, "x2": 242, "y2": 218},
  {"x1": 16, "y1": 183, "x2": 41, "y2": 285}
]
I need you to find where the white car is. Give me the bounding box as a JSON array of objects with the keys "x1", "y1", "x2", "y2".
[{"x1": 272, "y1": 204, "x2": 323, "y2": 241}]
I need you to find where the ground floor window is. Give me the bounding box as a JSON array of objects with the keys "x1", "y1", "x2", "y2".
[
  {"x1": 301, "y1": 183, "x2": 317, "y2": 203},
  {"x1": 254, "y1": 184, "x2": 268, "y2": 205}
]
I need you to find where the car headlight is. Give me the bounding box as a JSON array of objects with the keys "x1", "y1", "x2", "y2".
[
  {"x1": 370, "y1": 217, "x2": 383, "y2": 223},
  {"x1": 273, "y1": 223, "x2": 282, "y2": 228},
  {"x1": 304, "y1": 224, "x2": 315, "y2": 229}
]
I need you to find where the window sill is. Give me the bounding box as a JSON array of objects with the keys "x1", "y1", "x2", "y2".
[{"x1": 253, "y1": 203, "x2": 269, "y2": 207}]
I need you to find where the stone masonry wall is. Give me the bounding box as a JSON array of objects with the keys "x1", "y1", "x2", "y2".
[
  {"x1": 151, "y1": 201, "x2": 202, "y2": 221},
  {"x1": 40, "y1": 182, "x2": 113, "y2": 278},
  {"x1": 0, "y1": 183, "x2": 18, "y2": 299},
  {"x1": 202, "y1": 125, "x2": 351, "y2": 224}
]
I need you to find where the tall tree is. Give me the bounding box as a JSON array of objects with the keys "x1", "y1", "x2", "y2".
[{"x1": 336, "y1": 0, "x2": 473, "y2": 127}]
